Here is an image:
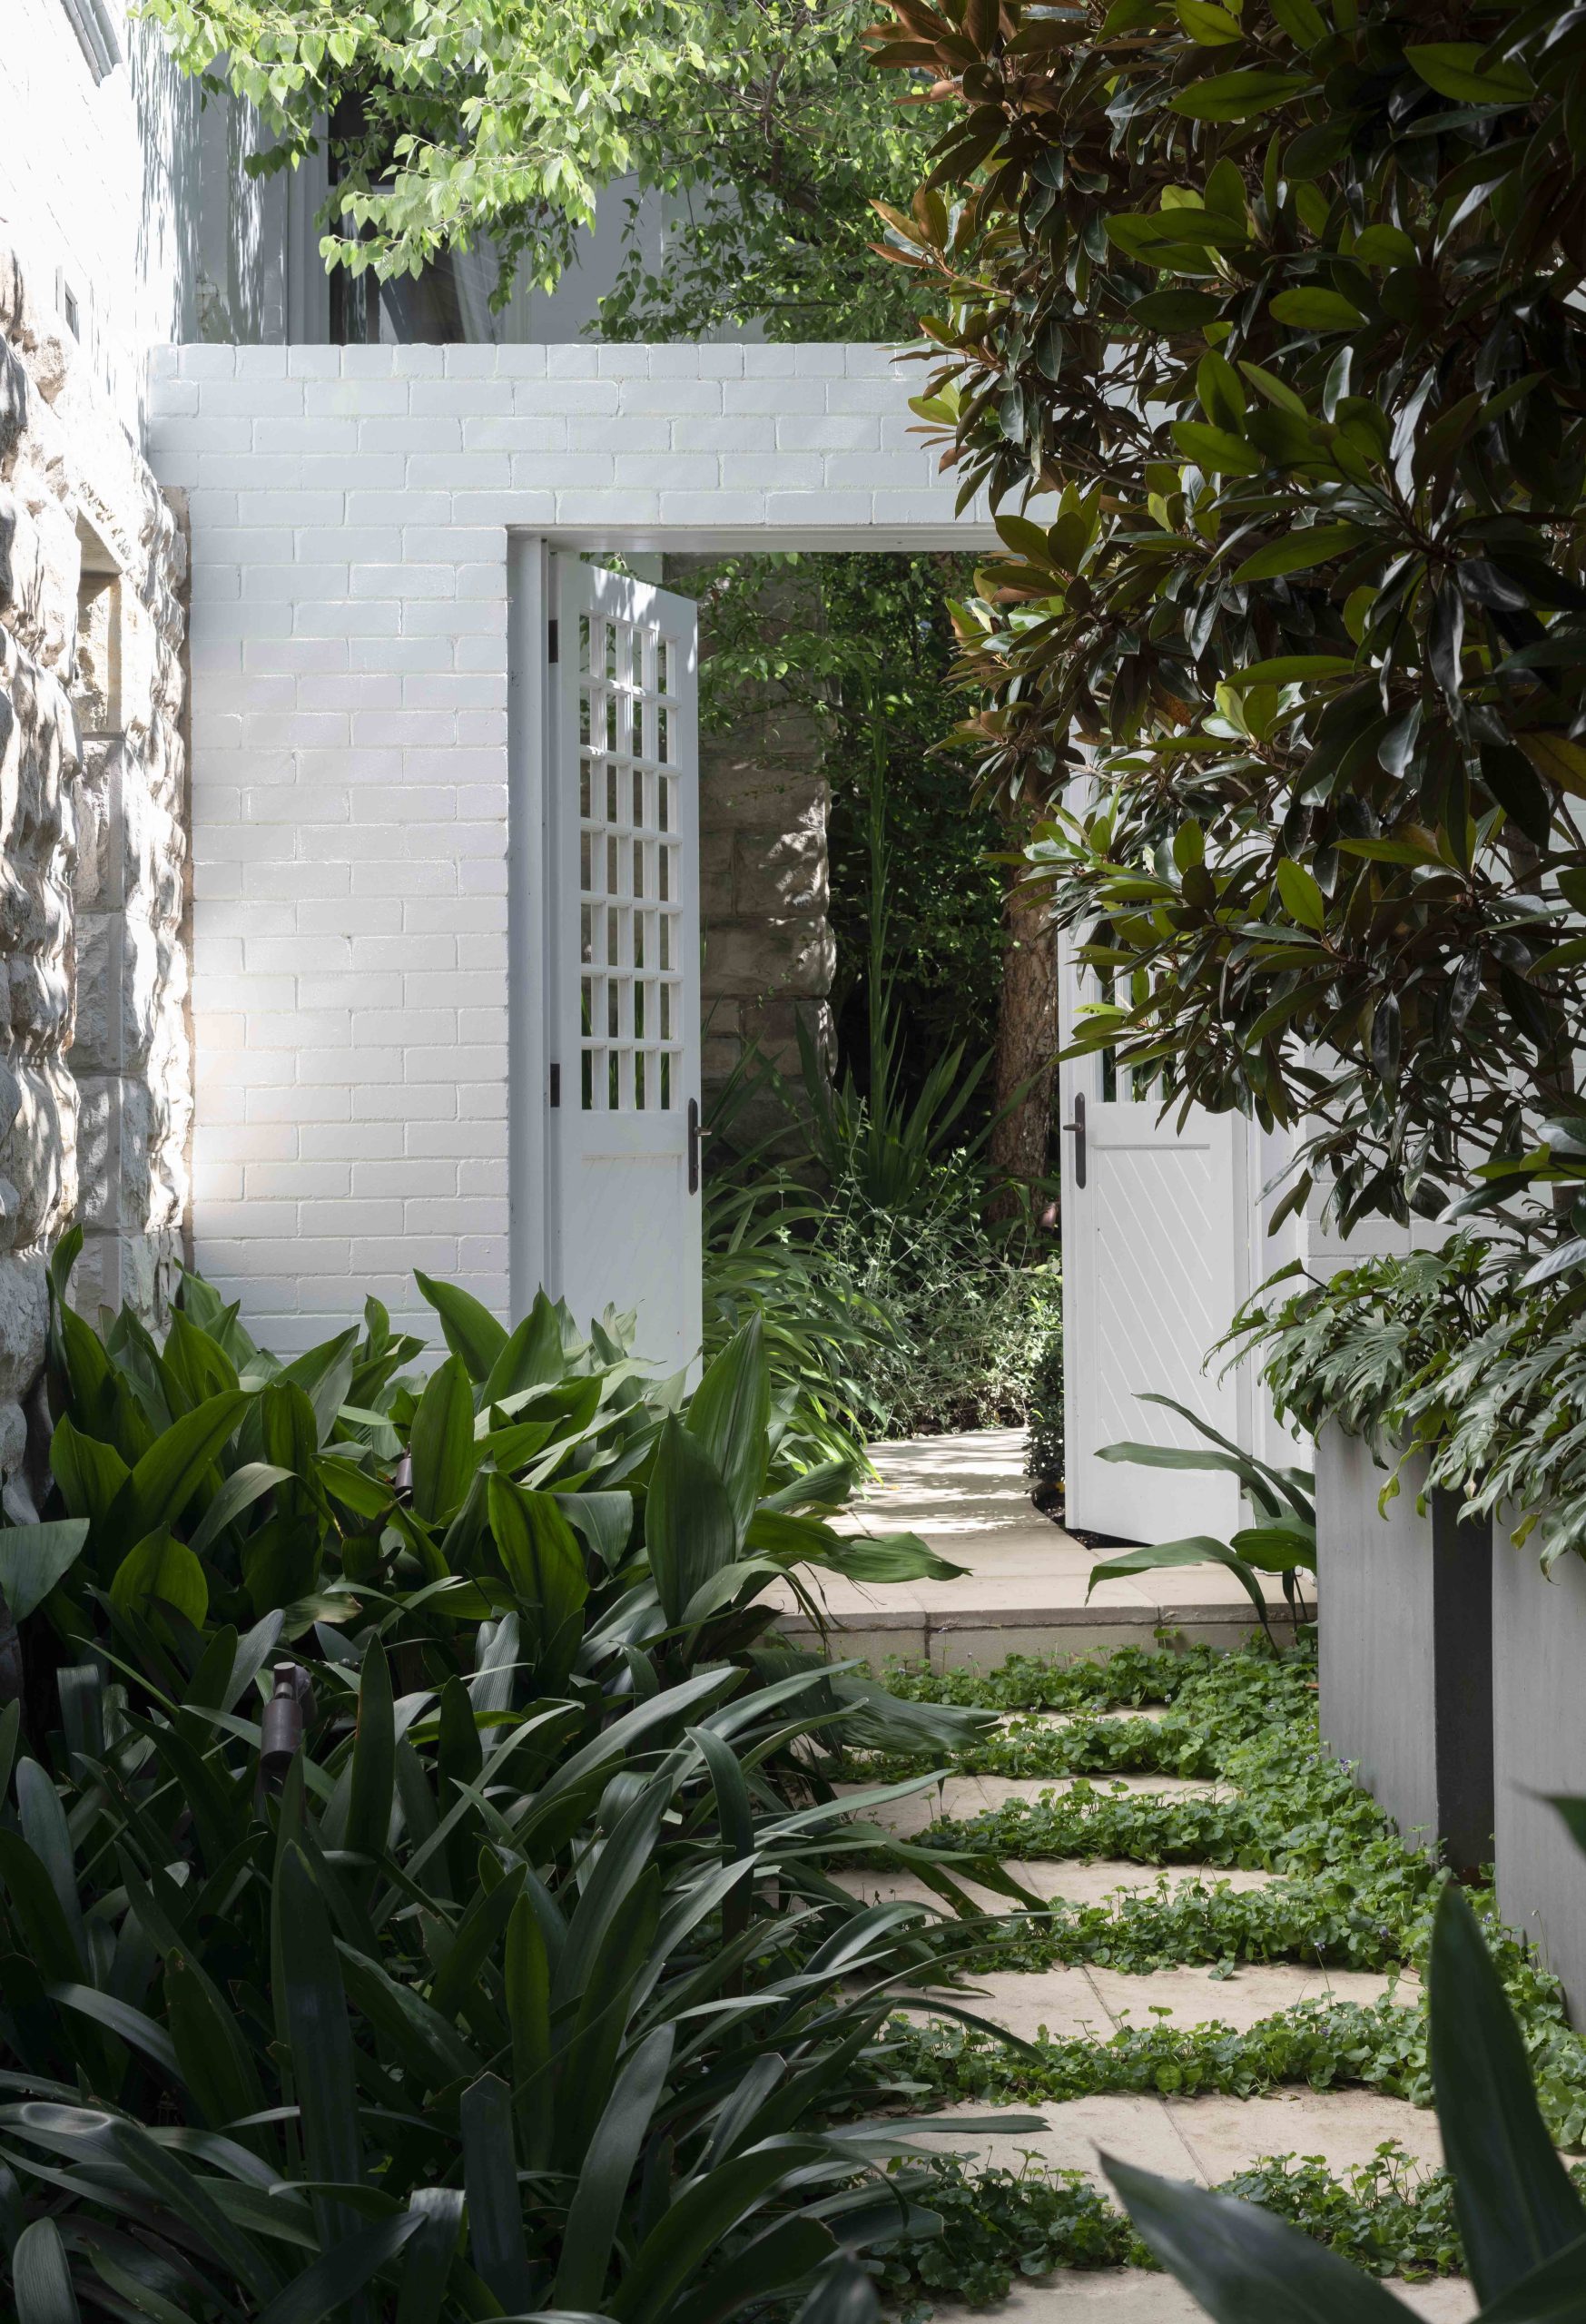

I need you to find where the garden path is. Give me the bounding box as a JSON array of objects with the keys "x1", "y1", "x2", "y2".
[
  {"x1": 826, "y1": 1430, "x2": 1476, "y2": 2321},
  {"x1": 776, "y1": 1430, "x2": 1293, "y2": 1671}
]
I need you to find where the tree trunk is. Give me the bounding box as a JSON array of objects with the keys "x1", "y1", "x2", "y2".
[{"x1": 989, "y1": 842, "x2": 1059, "y2": 1218}]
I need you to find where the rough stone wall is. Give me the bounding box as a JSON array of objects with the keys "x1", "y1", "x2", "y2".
[
  {"x1": 0, "y1": 239, "x2": 190, "y2": 1516},
  {"x1": 698, "y1": 694, "x2": 835, "y2": 1150}
]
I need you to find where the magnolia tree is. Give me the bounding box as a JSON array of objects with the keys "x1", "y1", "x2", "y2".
[
  {"x1": 144, "y1": 0, "x2": 931, "y2": 337},
  {"x1": 868, "y1": 0, "x2": 1586, "y2": 1241}
]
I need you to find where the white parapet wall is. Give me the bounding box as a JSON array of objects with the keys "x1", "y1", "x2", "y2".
[{"x1": 146, "y1": 340, "x2": 992, "y2": 1352}]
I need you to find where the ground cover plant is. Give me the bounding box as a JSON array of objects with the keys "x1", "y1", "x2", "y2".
[
  {"x1": 0, "y1": 1240, "x2": 1060, "y2": 2322},
  {"x1": 850, "y1": 1639, "x2": 1586, "y2": 2312},
  {"x1": 873, "y1": 1645, "x2": 1586, "y2": 2134}
]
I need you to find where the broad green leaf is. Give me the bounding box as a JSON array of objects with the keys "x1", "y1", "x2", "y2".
[
  {"x1": 0, "y1": 1521, "x2": 88, "y2": 1620},
  {"x1": 188, "y1": 1462, "x2": 294, "y2": 1557},
  {"x1": 344, "y1": 1635, "x2": 396, "y2": 1864},
  {"x1": 255, "y1": 2211, "x2": 424, "y2": 2324},
  {"x1": 554, "y1": 1489, "x2": 634, "y2": 1566},
  {"x1": 277, "y1": 1328, "x2": 360, "y2": 1445},
  {"x1": 1105, "y1": 2153, "x2": 1414, "y2": 2319},
  {"x1": 1088, "y1": 1537, "x2": 1276, "y2": 1637},
  {"x1": 409, "y1": 1355, "x2": 476, "y2": 1522},
  {"x1": 48, "y1": 1418, "x2": 130, "y2": 1540},
  {"x1": 415, "y1": 1271, "x2": 508, "y2": 1382},
  {"x1": 1430, "y1": 1882, "x2": 1586, "y2": 2301},
  {"x1": 686, "y1": 1313, "x2": 771, "y2": 1534},
  {"x1": 1231, "y1": 524, "x2": 1363, "y2": 583},
  {"x1": 1169, "y1": 67, "x2": 1314, "y2": 120},
  {"x1": 1406, "y1": 43, "x2": 1532, "y2": 106},
  {"x1": 479, "y1": 1291, "x2": 566, "y2": 1403},
  {"x1": 1224, "y1": 655, "x2": 1355, "y2": 685},
  {"x1": 1520, "y1": 732, "x2": 1586, "y2": 797},
  {"x1": 609, "y1": 2138, "x2": 828, "y2": 2319},
  {"x1": 110, "y1": 1530, "x2": 209, "y2": 1632},
  {"x1": 1476, "y1": 2233, "x2": 1586, "y2": 2322},
  {"x1": 1270, "y1": 288, "x2": 1365, "y2": 330},
  {"x1": 554, "y1": 2024, "x2": 675, "y2": 2308},
  {"x1": 487, "y1": 1476, "x2": 588, "y2": 1677},
  {"x1": 688, "y1": 2215, "x2": 838, "y2": 2323},
  {"x1": 1177, "y1": 0, "x2": 1241, "y2": 42},
  {"x1": 112, "y1": 1392, "x2": 249, "y2": 1542},
  {"x1": 461, "y1": 2073, "x2": 531, "y2": 2311},
  {"x1": 1276, "y1": 860, "x2": 1327, "y2": 932},
  {"x1": 13, "y1": 2217, "x2": 82, "y2": 2324},
  {"x1": 276, "y1": 1843, "x2": 365, "y2": 2249},
  {"x1": 645, "y1": 1415, "x2": 739, "y2": 1626},
  {"x1": 395, "y1": 2189, "x2": 468, "y2": 2324},
  {"x1": 1171, "y1": 420, "x2": 1263, "y2": 476}
]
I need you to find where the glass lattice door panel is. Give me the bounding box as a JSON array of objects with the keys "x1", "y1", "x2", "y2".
[
  {"x1": 576, "y1": 610, "x2": 686, "y2": 1114},
  {"x1": 547, "y1": 556, "x2": 702, "y2": 1376}
]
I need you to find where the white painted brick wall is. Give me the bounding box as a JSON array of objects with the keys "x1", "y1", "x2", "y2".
[{"x1": 148, "y1": 341, "x2": 995, "y2": 1352}]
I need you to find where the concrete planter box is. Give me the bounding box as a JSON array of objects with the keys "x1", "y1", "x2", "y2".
[
  {"x1": 1492, "y1": 1538, "x2": 1586, "y2": 2017},
  {"x1": 1316, "y1": 1425, "x2": 1493, "y2": 1876}
]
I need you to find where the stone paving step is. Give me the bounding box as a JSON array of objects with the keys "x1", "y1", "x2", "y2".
[
  {"x1": 905, "y1": 1958, "x2": 1418, "y2": 2043},
  {"x1": 837, "y1": 1860, "x2": 1276, "y2": 1915},
  {"x1": 773, "y1": 1427, "x2": 1303, "y2": 1669},
  {"x1": 924, "y1": 2273, "x2": 1475, "y2": 2320},
  {"x1": 839, "y1": 1772, "x2": 1225, "y2": 1841},
  {"x1": 916, "y1": 2086, "x2": 1442, "y2": 2182}
]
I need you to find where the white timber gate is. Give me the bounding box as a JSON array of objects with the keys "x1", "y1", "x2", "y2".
[
  {"x1": 1058, "y1": 930, "x2": 1256, "y2": 1541},
  {"x1": 542, "y1": 556, "x2": 703, "y2": 1373}
]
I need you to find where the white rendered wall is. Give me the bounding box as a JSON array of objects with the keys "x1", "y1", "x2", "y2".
[{"x1": 146, "y1": 341, "x2": 993, "y2": 1352}]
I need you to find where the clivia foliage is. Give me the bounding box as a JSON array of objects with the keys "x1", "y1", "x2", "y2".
[
  {"x1": 0, "y1": 1244, "x2": 1040, "y2": 2321},
  {"x1": 865, "y1": 0, "x2": 1586, "y2": 1238}
]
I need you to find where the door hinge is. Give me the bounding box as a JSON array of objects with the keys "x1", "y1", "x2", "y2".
[
  {"x1": 547, "y1": 619, "x2": 559, "y2": 665},
  {"x1": 687, "y1": 1098, "x2": 702, "y2": 1194},
  {"x1": 549, "y1": 1062, "x2": 561, "y2": 1108}
]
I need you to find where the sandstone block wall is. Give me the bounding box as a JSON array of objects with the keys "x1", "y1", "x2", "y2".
[
  {"x1": 698, "y1": 702, "x2": 835, "y2": 1149},
  {"x1": 0, "y1": 240, "x2": 190, "y2": 1517}
]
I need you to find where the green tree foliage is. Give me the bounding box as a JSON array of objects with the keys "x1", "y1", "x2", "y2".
[
  {"x1": 142, "y1": 0, "x2": 931, "y2": 337},
  {"x1": 680, "y1": 552, "x2": 1005, "y2": 1110},
  {"x1": 868, "y1": 0, "x2": 1586, "y2": 1238}
]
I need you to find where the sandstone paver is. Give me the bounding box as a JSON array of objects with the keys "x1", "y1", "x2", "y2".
[
  {"x1": 834, "y1": 1861, "x2": 1276, "y2": 1915},
  {"x1": 838, "y1": 1772, "x2": 1223, "y2": 1840}
]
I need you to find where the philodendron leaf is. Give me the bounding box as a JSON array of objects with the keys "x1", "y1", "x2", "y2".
[
  {"x1": 1103, "y1": 2152, "x2": 1415, "y2": 2320},
  {"x1": 0, "y1": 1520, "x2": 89, "y2": 1620},
  {"x1": 1430, "y1": 1880, "x2": 1586, "y2": 2302}
]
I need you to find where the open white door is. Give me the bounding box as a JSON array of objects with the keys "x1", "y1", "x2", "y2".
[
  {"x1": 1059, "y1": 931, "x2": 1252, "y2": 1541},
  {"x1": 545, "y1": 556, "x2": 703, "y2": 1372}
]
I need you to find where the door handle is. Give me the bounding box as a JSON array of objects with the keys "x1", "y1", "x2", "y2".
[
  {"x1": 688, "y1": 1098, "x2": 703, "y2": 1194},
  {"x1": 1062, "y1": 1092, "x2": 1086, "y2": 1188}
]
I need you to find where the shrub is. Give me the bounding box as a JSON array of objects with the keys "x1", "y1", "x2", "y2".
[{"x1": 0, "y1": 1239, "x2": 1013, "y2": 2321}]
